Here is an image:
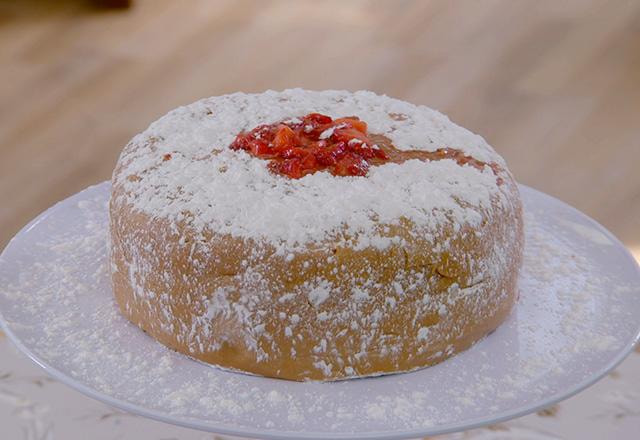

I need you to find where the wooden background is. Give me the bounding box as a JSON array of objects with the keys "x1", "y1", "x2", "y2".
[{"x1": 1, "y1": 0, "x2": 639, "y2": 259}]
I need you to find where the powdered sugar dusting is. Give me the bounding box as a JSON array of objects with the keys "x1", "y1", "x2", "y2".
[
  {"x1": 112, "y1": 89, "x2": 510, "y2": 248},
  {"x1": 1, "y1": 183, "x2": 638, "y2": 436}
]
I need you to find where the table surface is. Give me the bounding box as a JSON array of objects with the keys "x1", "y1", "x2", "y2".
[{"x1": 1, "y1": 1, "x2": 639, "y2": 439}]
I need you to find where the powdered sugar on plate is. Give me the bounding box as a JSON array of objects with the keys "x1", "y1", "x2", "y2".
[{"x1": 0, "y1": 183, "x2": 638, "y2": 439}]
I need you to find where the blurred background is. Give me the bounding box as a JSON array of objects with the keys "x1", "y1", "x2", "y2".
[
  {"x1": 1, "y1": 0, "x2": 639, "y2": 439},
  {"x1": 1, "y1": 0, "x2": 639, "y2": 256}
]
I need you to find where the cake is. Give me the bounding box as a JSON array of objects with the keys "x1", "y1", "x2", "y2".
[{"x1": 109, "y1": 89, "x2": 524, "y2": 381}]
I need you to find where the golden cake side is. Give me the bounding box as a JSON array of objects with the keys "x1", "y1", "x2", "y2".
[{"x1": 110, "y1": 166, "x2": 523, "y2": 381}]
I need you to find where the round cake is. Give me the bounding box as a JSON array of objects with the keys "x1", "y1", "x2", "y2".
[{"x1": 109, "y1": 89, "x2": 524, "y2": 381}]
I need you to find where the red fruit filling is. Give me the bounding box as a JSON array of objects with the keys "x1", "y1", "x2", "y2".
[{"x1": 229, "y1": 113, "x2": 389, "y2": 179}]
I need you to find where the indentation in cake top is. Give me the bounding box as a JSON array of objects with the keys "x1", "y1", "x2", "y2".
[{"x1": 229, "y1": 111, "x2": 504, "y2": 184}]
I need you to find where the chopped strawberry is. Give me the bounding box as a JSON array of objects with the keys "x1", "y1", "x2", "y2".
[
  {"x1": 273, "y1": 125, "x2": 298, "y2": 151},
  {"x1": 334, "y1": 153, "x2": 369, "y2": 176},
  {"x1": 334, "y1": 117, "x2": 367, "y2": 133},
  {"x1": 304, "y1": 113, "x2": 332, "y2": 125}
]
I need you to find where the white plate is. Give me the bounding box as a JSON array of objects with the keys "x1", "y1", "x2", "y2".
[{"x1": 0, "y1": 182, "x2": 638, "y2": 440}]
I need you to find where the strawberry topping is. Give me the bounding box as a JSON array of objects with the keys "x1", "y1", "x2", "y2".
[{"x1": 230, "y1": 113, "x2": 388, "y2": 179}]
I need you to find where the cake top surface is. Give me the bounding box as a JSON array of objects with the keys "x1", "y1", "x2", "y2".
[{"x1": 112, "y1": 89, "x2": 513, "y2": 249}]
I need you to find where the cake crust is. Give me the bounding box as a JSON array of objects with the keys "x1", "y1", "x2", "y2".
[{"x1": 109, "y1": 89, "x2": 524, "y2": 381}]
